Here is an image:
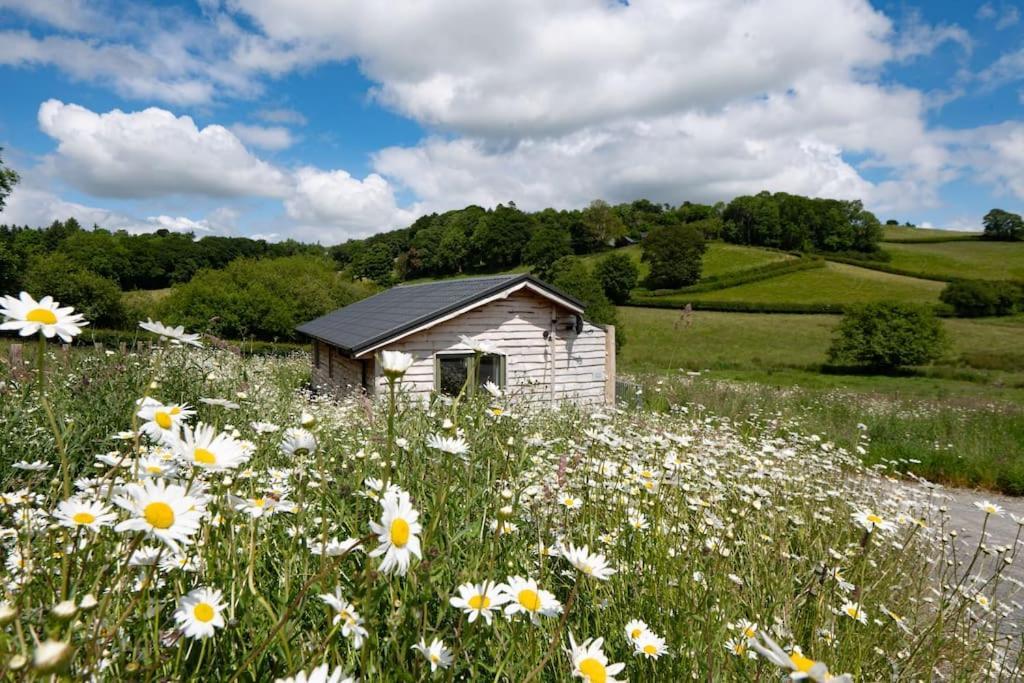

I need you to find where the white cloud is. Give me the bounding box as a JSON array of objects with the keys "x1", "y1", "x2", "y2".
[
  {"x1": 255, "y1": 108, "x2": 307, "y2": 125},
  {"x1": 284, "y1": 167, "x2": 417, "y2": 239},
  {"x1": 230, "y1": 123, "x2": 295, "y2": 150},
  {"x1": 37, "y1": 100, "x2": 291, "y2": 199},
  {"x1": 0, "y1": 0, "x2": 104, "y2": 32},
  {"x1": 996, "y1": 5, "x2": 1020, "y2": 29},
  {"x1": 891, "y1": 10, "x2": 971, "y2": 62},
  {"x1": 946, "y1": 122, "x2": 1024, "y2": 199}
]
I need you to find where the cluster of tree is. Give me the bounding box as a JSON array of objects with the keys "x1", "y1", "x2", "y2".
[
  {"x1": 0, "y1": 219, "x2": 325, "y2": 293},
  {"x1": 828, "y1": 302, "x2": 947, "y2": 369},
  {"x1": 982, "y1": 209, "x2": 1024, "y2": 241},
  {"x1": 155, "y1": 255, "x2": 375, "y2": 341},
  {"x1": 721, "y1": 192, "x2": 883, "y2": 254},
  {"x1": 940, "y1": 279, "x2": 1024, "y2": 317}
]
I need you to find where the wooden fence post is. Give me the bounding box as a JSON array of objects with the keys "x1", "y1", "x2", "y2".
[{"x1": 604, "y1": 324, "x2": 616, "y2": 406}]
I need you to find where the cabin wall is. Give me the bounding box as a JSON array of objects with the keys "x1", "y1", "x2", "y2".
[
  {"x1": 365, "y1": 289, "x2": 608, "y2": 405},
  {"x1": 310, "y1": 340, "x2": 368, "y2": 395}
]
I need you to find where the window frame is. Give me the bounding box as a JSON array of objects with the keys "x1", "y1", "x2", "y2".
[{"x1": 433, "y1": 351, "x2": 506, "y2": 396}]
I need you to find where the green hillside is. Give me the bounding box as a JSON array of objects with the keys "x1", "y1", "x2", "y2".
[
  {"x1": 646, "y1": 261, "x2": 944, "y2": 307},
  {"x1": 881, "y1": 225, "x2": 981, "y2": 241},
  {"x1": 883, "y1": 240, "x2": 1024, "y2": 280},
  {"x1": 579, "y1": 242, "x2": 791, "y2": 281}
]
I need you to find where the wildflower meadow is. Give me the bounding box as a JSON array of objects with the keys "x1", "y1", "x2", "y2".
[{"x1": 0, "y1": 292, "x2": 1021, "y2": 681}]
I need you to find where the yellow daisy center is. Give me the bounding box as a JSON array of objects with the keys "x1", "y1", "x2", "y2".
[
  {"x1": 866, "y1": 513, "x2": 883, "y2": 525},
  {"x1": 517, "y1": 589, "x2": 540, "y2": 612},
  {"x1": 193, "y1": 602, "x2": 215, "y2": 622},
  {"x1": 630, "y1": 628, "x2": 643, "y2": 639},
  {"x1": 143, "y1": 501, "x2": 175, "y2": 529},
  {"x1": 390, "y1": 518, "x2": 410, "y2": 547},
  {"x1": 146, "y1": 465, "x2": 163, "y2": 474},
  {"x1": 72, "y1": 511, "x2": 96, "y2": 525},
  {"x1": 170, "y1": 406, "x2": 182, "y2": 415},
  {"x1": 790, "y1": 651, "x2": 815, "y2": 673},
  {"x1": 643, "y1": 644, "x2": 658, "y2": 655},
  {"x1": 155, "y1": 412, "x2": 173, "y2": 430},
  {"x1": 193, "y1": 448, "x2": 217, "y2": 465},
  {"x1": 578, "y1": 657, "x2": 607, "y2": 683},
  {"x1": 743, "y1": 626, "x2": 756, "y2": 638},
  {"x1": 468, "y1": 594, "x2": 490, "y2": 610},
  {"x1": 253, "y1": 498, "x2": 266, "y2": 508},
  {"x1": 26, "y1": 308, "x2": 57, "y2": 324}
]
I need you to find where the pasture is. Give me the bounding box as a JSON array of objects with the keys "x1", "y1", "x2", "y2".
[{"x1": 883, "y1": 240, "x2": 1024, "y2": 281}]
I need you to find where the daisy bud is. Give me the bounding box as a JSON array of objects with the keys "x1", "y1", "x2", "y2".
[
  {"x1": 51, "y1": 600, "x2": 78, "y2": 621},
  {"x1": 148, "y1": 381, "x2": 160, "y2": 390},
  {"x1": 79, "y1": 594, "x2": 98, "y2": 611},
  {"x1": 498, "y1": 505, "x2": 514, "y2": 520},
  {"x1": 0, "y1": 602, "x2": 16, "y2": 625},
  {"x1": 442, "y1": 419, "x2": 454, "y2": 430},
  {"x1": 500, "y1": 488, "x2": 513, "y2": 500},
  {"x1": 8, "y1": 655, "x2": 27, "y2": 671},
  {"x1": 300, "y1": 412, "x2": 316, "y2": 428},
  {"x1": 236, "y1": 392, "x2": 248, "y2": 400},
  {"x1": 33, "y1": 640, "x2": 73, "y2": 674}
]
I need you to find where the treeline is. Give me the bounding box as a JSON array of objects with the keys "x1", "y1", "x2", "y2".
[
  {"x1": 0, "y1": 218, "x2": 324, "y2": 292},
  {"x1": 330, "y1": 193, "x2": 883, "y2": 286}
]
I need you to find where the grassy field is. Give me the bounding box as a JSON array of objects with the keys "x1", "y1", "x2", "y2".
[
  {"x1": 580, "y1": 242, "x2": 791, "y2": 282},
  {"x1": 647, "y1": 261, "x2": 944, "y2": 306},
  {"x1": 881, "y1": 225, "x2": 980, "y2": 241},
  {"x1": 883, "y1": 240, "x2": 1024, "y2": 280}
]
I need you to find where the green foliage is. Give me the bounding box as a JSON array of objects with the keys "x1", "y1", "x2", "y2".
[
  {"x1": 470, "y1": 203, "x2": 534, "y2": 270},
  {"x1": 641, "y1": 222, "x2": 706, "y2": 289},
  {"x1": 523, "y1": 224, "x2": 573, "y2": 280},
  {"x1": 940, "y1": 279, "x2": 1022, "y2": 317},
  {"x1": 594, "y1": 251, "x2": 638, "y2": 304},
  {"x1": 549, "y1": 256, "x2": 624, "y2": 347},
  {"x1": 0, "y1": 147, "x2": 18, "y2": 212},
  {"x1": 159, "y1": 255, "x2": 375, "y2": 340},
  {"x1": 579, "y1": 199, "x2": 627, "y2": 249},
  {"x1": 722, "y1": 191, "x2": 882, "y2": 253},
  {"x1": 351, "y1": 243, "x2": 396, "y2": 285},
  {"x1": 637, "y1": 256, "x2": 824, "y2": 296},
  {"x1": 982, "y1": 208, "x2": 1024, "y2": 241},
  {"x1": 22, "y1": 253, "x2": 126, "y2": 328},
  {"x1": 827, "y1": 302, "x2": 948, "y2": 369}
]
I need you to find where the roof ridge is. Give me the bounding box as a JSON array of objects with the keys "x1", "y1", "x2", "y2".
[{"x1": 394, "y1": 273, "x2": 523, "y2": 289}]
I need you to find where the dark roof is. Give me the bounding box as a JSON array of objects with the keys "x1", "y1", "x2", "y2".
[{"x1": 296, "y1": 274, "x2": 585, "y2": 356}]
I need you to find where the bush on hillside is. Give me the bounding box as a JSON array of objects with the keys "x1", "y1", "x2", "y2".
[
  {"x1": 940, "y1": 279, "x2": 1022, "y2": 317},
  {"x1": 827, "y1": 302, "x2": 948, "y2": 369},
  {"x1": 594, "y1": 251, "x2": 639, "y2": 304},
  {"x1": 641, "y1": 222, "x2": 706, "y2": 289},
  {"x1": 159, "y1": 255, "x2": 375, "y2": 340},
  {"x1": 549, "y1": 256, "x2": 624, "y2": 348},
  {"x1": 22, "y1": 253, "x2": 125, "y2": 328}
]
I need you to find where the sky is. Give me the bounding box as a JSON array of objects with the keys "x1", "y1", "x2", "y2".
[{"x1": 0, "y1": 0, "x2": 1022, "y2": 243}]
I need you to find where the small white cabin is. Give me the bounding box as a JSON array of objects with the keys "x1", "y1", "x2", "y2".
[{"x1": 296, "y1": 274, "x2": 614, "y2": 405}]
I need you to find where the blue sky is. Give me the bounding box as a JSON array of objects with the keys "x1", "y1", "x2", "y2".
[{"x1": 0, "y1": 0, "x2": 1021, "y2": 242}]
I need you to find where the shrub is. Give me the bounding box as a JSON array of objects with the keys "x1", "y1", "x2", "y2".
[
  {"x1": 827, "y1": 302, "x2": 948, "y2": 369},
  {"x1": 940, "y1": 279, "x2": 1022, "y2": 317},
  {"x1": 159, "y1": 255, "x2": 375, "y2": 341},
  {"x1": 22, "y1": 253, "x2": 125, "y2": 328},
  {"x1": 549, "y1": 256, "x2": 624, "y2": 348},
  {"x1": 641, "y1": 223, "x2": 706, "y2": 289},
  {"x1": 594, "y1": 251, "x2": 639, "y2": 304}
]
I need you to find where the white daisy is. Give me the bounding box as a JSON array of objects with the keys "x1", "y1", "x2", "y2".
[
  {"x1": 634, "y1": 630, "x2": 668, "y2": 659},
  {"x1": 369, "y1": 488, "x2": 422, "y2": 576},
  {"x1": 624, "y1": 619, "x2": 651, "y2": 642},
  {"x1": 381, "y1": 350, "x2": 414, "y2": 379},
  {"x1": 839, "y1": 600, "x2": 868, "y2": 625},
  {"x1": 275, "y1": 663, "x2": 355, "y2": 683},
  {"x1": 173, "y1": 586, "x2": 226, "y2": 639},
  {"x1": 0, "y1": 292, "x2": 87, "y2": 342},
  {"x1": 199, "y1": 397, "x2": 240, "y2": 410},
  {"x1": 851, "y1": 510, "x2": 896, "y2": 535},
  {"x1": 113, "y1": 479, "x2": 204, "y2": 553},
  {"x1": 138, "y1": 319, "x2": 202, "y2": 347},
  {"x1": 12, "y1": 460, "x2": 51, "y2": 472},
  {"x1": 426, "y1": 433, "x2": 470, "y2": 457},
  {"x1": 500, "y1": 576, "x2": 562, "y2": 624},
  {"x1": 173, "y1": 422, "x2": 249, "y2": 470},
  {"x1": 449, "y1": 580, "x2": 508, "y2": 624},
  {"x1": 561, "y1": 543, "x2": 617, "y2": 581},
  {"x1": 318, "y1": 587, "x2": 368, "y2": 649},
  {"x1": 52, "y1": 497, "x2": 116, "y2": 532},
  {"x1": 974, "y1": 500, "x2": 1005, "y2": 517},
  {"x1": 568, "y1": 634, "x2": 626, "y2": 683},
  {"x1": 136, "y1": 398, "x2": 194, "y2": 444},
  {"x1": 412, "y1": 637, "x2": 452, "y2": 672},
  {"x1": 281, "y1": 428, "x2": 317, "y2": 458}
]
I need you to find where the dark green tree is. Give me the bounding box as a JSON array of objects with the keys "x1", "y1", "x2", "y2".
[
  {"x1": 982, "y1": 209, "x2": 1024, "y2": 241},
  {"x1": 23, "y1": 253, "x2": 125, "y2": 328},
  {"x1": 940, "y1": 279, "x2": 1021, "y2": 317},
  {"x1": 549, "y1": 256, "x2": 623, "y2": 348},
  {"x1": 469, "y1": 203, "x2": 533, "y2": 270},
  {"x1": 351, "y1": 243, "x2": 396, "y2": 285},
  {"x1": 0, "y1": 147, "x2": 19, "y2": 212},
  {"x1": 827, "y1": 302, "x2": 948, "y2": 369},
  {"x1": 579, "y1": 200, "x2": 627, "y2": 250},
  {"x1": 641, "y1": 222, "x2": 706, "y2": 289},
  {"x1": 523, "y1": 225, "x2": 573, "y2": 280},
  {"x1": 594, "y1": 251, "x2": 638, "y2": 304}
]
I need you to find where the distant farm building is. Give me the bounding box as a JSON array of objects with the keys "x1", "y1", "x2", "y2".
[{"x1": 296, "y1": 274, "x2": 614, "y2": 405}]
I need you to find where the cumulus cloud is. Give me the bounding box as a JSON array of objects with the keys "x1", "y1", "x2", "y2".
[
  {"x1": 284, "y1": 167, "x2": 417, "y2": 237},
  {"x1": 37, "y1": 100, "x2": 291, "y2": 199},
  {"x1": 230, "y1": 123, "x2": 296, "y2": 150}
]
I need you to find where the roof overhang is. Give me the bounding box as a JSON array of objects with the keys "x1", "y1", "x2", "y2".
[{"x1": 351, "y1": 279, "x2": 583, "y2": 358}]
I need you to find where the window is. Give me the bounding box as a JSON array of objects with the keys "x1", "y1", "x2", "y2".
[{"x1": 435, "y1": 353, "x2": 504, "y2": 396}]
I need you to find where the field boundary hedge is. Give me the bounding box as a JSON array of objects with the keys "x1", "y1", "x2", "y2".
[
  {"x1": 633, "y1": 256, "x2": 824, "y2": 297},
  {"x1": 821, "y1": 255, "x2": 958, "y2": 282},
  {"x1": 624, "y1": 299, "x2": 956, "y2": 316},
  {"x1": 65, "y1": 328, "x2": 306, "y2": 356},
  {"x1": 881, "y1": 234, "x2": 981, "y2": 244}
]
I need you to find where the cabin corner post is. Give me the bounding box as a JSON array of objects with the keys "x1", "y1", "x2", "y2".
[{"x1": 604, "y1": 324, "x2": 615, "y2": 405}]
